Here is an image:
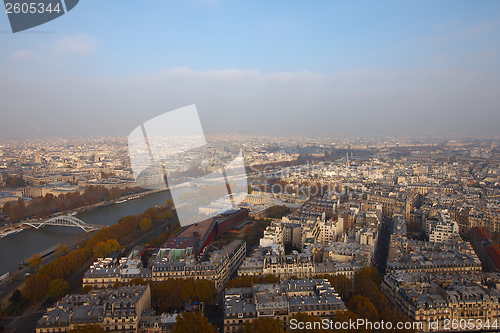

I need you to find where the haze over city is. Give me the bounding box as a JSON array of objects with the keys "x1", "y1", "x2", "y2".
[
  {"x1": 2, "y1": 2, "x2": 500, "y2": 333},
  {"x1": 1, "y1": 0, "x2": 500, "y2": 138}
]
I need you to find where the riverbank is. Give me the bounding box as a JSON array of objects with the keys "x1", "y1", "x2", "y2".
[
  {"x1": 71, "y1": 188, "x2": 167, "y2": 214},
  {"x1": 0, "y1": 188, "x2": 185, "y2": 276},
  {"x1": 0, "y1": 188, "x2": 168, "y2": 235}
]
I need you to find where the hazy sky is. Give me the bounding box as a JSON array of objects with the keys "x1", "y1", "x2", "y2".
[{"x1": 1, "y1": 0, "x2": 499, "y2": 138}]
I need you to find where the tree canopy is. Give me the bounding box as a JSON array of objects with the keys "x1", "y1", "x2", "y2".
[
  {"x1": 172, "y1": 311, "x2": 217, "y2": 333},
  {"x1": 2, "y1": 185, "x2": 144, "y2": 222},
  {"x1": 139, "y1": 217, "x2": 153, "y2": 231},
  {"x1": 243, "y1": 318, "x2": 286, "y2": 333},
  {"x1": 21, "y1": 204, "x2": 177, "y2": 302},
  {"x1": 47, "y1": 278, "x2": 69, "y2": 298},
  {"x1": 67, "y1": 324, "x2": 106, "y2": 333},
  {"x1": 27, "y1": 254, "x2": 43, "y2": 271},
  {"x1": 93, "y1": 239, "x2": 120, "y2": 258},
  {"x1": 289, "y1": 312, "x2": 329, "y2": 333},
  {"x1": 151, "y1": 278, "x2": 215, "y2": 312},
  {"x1": 23, "y1": 273, "x2": 51, "y2": 300},
  {"x1": 355, "y1": 266, "x2": 382, "y2": 286},
  {"x1": 9, "y1": 289, "x2": 23, "y2": 303},
  {"x1": 348, "y1": 295, "x2": 379, "y2": 322}
]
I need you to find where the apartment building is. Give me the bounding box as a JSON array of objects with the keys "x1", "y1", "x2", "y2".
[
  {"x1": 381, "y1": 271, "x2": 500, "y2": 332},
  {"x1": 426, "y1": 211, "x2": 460, "y2": 245},
  {"x1": 83, "y1": 240, "x2": 246, "y2": 292},
  {"x1": 223, "y1": 279, "x2": 346, "y2": 332},
  {"x1": 36, "y1": 285, "x2": 151, "y2": 333}
]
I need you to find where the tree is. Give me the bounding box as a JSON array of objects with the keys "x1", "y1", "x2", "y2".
[
  {"x1": 81, "y1": 285, "x2": 93, "y2": 294},
  {"x1": 172, "y1": 311, "x2": 217, "y2": 333},
  {"x1": 194, "y1": 280, "x2": 214, "y2": 303},
  {"x1": 9, "y1": 178, "x2": 19, "y2": 188},
  {"x1": 23, "y1": 274, "x2": 51, "y2": 300},
  {"x1": 128, "y1": 278, "x2": 148, "y2": 286},
  {"x1": 2, "y1": 202, "x2": 11, "y2": 217},
  {"x1": 365, "y1": 289, "x2": 390, "y2": 314},
  {"x1": 349, "y1": 275, "x2": 415, "y2": 333},
  {"x1": 332, "y1": 310, "x2": 371, "y2": 333},
  {"x1": 28, "y1": 254, "x2": 43, "y2": 272},
  {"x1": 348, "y1": 295, "x2": 379, "y2": 322},
  {"x1": 139, "y1": 217, "x2": 153, "y2": 231},
  {"x1": 262, "y1": 274, "x2": 280, "y2": 284},
  {"x1": 93, "y1": 239, "x2": 120, "y2": 258},
  {"x1": 17, "y1": 197, "x2": 25, "y2": 211},
  {"x1": 67, "y1": 324, "x2": 106, "y2": 333},
  {"x1": 166, "y1": 199, "x2": 174, "y2": 208},
  {"x1": 9, "y1": 289, "x2": 23, "y2": 303},
  {"x1": 243, "y1": 318, "x2": 286, "y2": 333},
  {"x1": 329, "y1": 275, "x2": 352, "y2": 295},
  {"x1": 151, "y1": 279, "x2": 184, "y2": 312},
  {"x1": 227, "y1": 276, "x2": 261, "y2": 288},
  {"x1": 354, "y1": 278, "x2": 379, "y2": 297},
  {"x1": 54, "y1": 245, "x2": 70, "y2": 258},
  {"x1": 379, "y1": 308, "x2": 416, "y2": 333},
  {"x1": 289, "y1": 313, "x2": 329, "y2": 332},
  {"x1": 355, "y1": 267, "x2": 381, "y2": 286},
  {"x1": 181, "y1": 279, "x2": 195, "y2": 302},
  {"x1": 47, "y1": 279, "x2": 69, "y2": 298},
  {"x1": 268, "y1": 205, "x2": 290, "y2": 219}
]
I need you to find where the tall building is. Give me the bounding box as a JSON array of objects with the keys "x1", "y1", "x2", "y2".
[{"x1": 34, "y1": 149, "x2": 42, "y2": 164}]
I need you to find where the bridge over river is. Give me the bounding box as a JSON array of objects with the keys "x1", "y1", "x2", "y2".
[{"x1": 23, "y1": 216, "x2": 105, "y2": 232}]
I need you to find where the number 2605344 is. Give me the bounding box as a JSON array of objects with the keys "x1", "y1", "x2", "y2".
[{"x1": 5, "y1": 3, "x2": 61, "y2": 14}]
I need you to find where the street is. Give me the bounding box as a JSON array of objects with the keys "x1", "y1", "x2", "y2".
[{"x1": 374, "y1": 217, "x2": 392, "y2": 277}]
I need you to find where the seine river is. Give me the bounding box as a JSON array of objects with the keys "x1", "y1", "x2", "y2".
[{"x1": 0, "y1": 190, "x2": 182, "y2": 276}]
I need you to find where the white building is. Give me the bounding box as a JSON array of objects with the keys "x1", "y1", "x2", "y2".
[
  {"x1": 427, "y1": 210, "x2": 460, "y2": 245},
  {"x1": 259, "y1": 221, "x2": 283, "y2": 247}
]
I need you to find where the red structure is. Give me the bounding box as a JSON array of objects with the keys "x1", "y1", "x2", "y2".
[
  {"x1": 215, "y1": 208, "x2": 249, "y2": 235},
  {"x1": 169, "y1": 208, "x2": 249, "y2": 260},
  {"x1": 470, "y1": 227, "x2": 500, "y2": 272}
]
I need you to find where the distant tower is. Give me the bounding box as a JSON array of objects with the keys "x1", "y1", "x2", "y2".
[
  {"x1": 35, "y1": 150, "x2": 41, "y2": 164},
  {"x1": 346, "y1": 153, "x2": 350, "y2": 168}
]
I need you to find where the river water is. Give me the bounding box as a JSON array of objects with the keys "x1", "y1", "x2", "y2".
[{"x1": 0, "y1": 190, "x2": 179, "y2": 276}]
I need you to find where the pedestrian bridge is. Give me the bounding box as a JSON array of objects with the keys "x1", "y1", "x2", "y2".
[{"x1": 23, "y1": 216, "x2": 104, "y2": 232}]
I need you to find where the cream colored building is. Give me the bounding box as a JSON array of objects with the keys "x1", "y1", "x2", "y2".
[
  {"x1": 83, "y1": 240, "x2": 246, "y2": 292},
  {"x1": 381, "y1": 271, "x2": 500, "y2": 332},
  {"x1": 224, "y1": 279, "x2": 346, "y2": 333},
  {"x1": 36, "y1": 285, "x2": 151, "y2": 333}
]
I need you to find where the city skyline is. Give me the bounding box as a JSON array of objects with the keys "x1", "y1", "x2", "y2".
[
  {"x1": 1, "y1": 129, "x2": 500, "y2": 332},
  {"x1": 2, "y1": 2, "x2": 500, "y2": 332}
]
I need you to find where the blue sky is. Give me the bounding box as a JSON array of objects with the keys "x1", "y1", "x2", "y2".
[{"x1": 1, "y1": 0, "x2": 499, "y2": 138}]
